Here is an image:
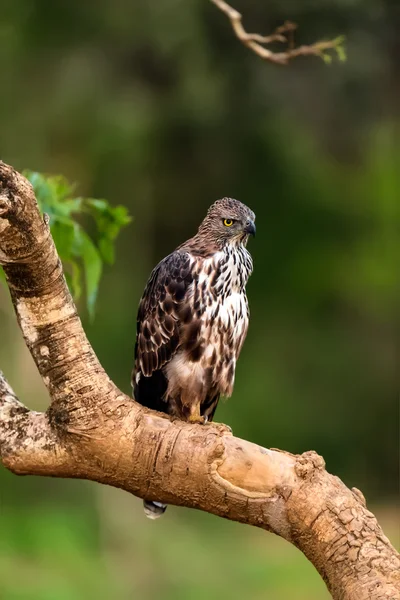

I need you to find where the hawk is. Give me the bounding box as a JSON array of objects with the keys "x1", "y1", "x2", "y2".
[{"x1": 132, "y1": 197, "x2": 255, "y2": 518}]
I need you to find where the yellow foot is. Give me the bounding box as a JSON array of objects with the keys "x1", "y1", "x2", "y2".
[{"x1": 187, "y1": 414, "x2": 206, "y2": 425}]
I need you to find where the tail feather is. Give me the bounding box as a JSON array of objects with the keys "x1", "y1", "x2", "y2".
[{"x1": 143, "y1": 500, "x2": 167, "y2": 519}]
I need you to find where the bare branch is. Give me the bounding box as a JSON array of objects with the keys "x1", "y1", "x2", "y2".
[
  {"x1": 210, "y1": 0, "x2": 346, "y2": 65},
  {"x1": 0, "y1": 161, "x2": 399, "y2": 600}
]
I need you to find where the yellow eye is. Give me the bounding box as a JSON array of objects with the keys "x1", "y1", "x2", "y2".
[{"x1": 223, "y1": 219, "x2": 234, "y2": 227}]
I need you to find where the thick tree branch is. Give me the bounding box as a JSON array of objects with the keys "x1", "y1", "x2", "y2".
[
  {"x1": 210, "y1": 0, "x2": 345, "y2": 65},
  {"x1": 0, "y1": 161, "x2": 399, "y2": 600}
]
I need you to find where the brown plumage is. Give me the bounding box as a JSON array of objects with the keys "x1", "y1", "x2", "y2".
[{"x1": 132, "y1": 197, "x2": 255, "y2": 518}]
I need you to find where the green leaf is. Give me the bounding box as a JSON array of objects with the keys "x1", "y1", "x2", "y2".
[
  {"x1": 98, "y1": 237, "x2": 115, "y2": 264},
  {"x1": 72, "y1": 228, "x2": 102, "y2": 321},
  {"x1": 65, "y1": 259, "x2": 82, "y2": 302},
  {"x1": 51, "y1": 218, "x2": 76, "y2": 260},
  {"x1": 321, "y1": 52, "x2": 332, "y2": 65},
  {"x1": 0, "y1": 170, "x2": 132, "y2": 319},
  {"x1": 336, "y1": 44, "x2": 347, "y2": 63},
  {"x1": 83, "y1": 199, "x2": 131, "y2": 265}
]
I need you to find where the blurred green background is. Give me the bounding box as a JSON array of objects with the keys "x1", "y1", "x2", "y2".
[{"x1": 0, "y1": 0, "x2": 398, "y2": 598}]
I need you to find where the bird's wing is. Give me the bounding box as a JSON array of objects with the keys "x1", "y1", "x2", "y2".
[{"x1": 133, "y1": 250, "x2": 194, "y2": 380}]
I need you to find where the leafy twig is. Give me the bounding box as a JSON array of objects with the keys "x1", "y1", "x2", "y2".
[{"x1": 23, "y1": 171, "x2": 131, "y2": 320}]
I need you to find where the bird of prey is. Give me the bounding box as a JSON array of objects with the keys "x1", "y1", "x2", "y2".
[{"x1": 132, "y1": 197, "x2": 256, "y2": 518}]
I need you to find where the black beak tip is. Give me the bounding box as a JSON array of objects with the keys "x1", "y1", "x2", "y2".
[{"x1": 245, "y1": 221, "x2": 256, "y2": 237}]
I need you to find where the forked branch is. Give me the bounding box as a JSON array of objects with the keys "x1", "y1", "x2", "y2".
[
  {"x1": 0, "y1": 162, "x2": 399, "y2": 600},
  {"x1": 210, "y1": 0, "x2": 346, "y2": 65}
]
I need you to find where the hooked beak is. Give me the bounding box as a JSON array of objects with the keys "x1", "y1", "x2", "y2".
[{"x1": 244, "y1": 220, "x2": 256, "y2": 237}]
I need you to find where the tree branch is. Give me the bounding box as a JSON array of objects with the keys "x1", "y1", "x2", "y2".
[
  {"x1": 0, "y1": 161, "x2": 399, "y2": 599},
  {"x1": 210, "y1": 0, "x2": 346, "y2": 65}
]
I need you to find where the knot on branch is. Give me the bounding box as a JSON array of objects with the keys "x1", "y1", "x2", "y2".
[
  {"x1": 0, "y1": 192, "x2": 13, "y2": 217},
  {"x1": 295, "y1": 450, "x2": 325, "y2": 479},
  {"x1": 0, "y1": 161, "x2": 35, "y2": 217},
  {"x1": 0, "y1": 163, "x2": 50, "y2": 266},
  {"x1": 351, "y1": 486, "x2": 367, "y2": 507},
  {"x1": 0, "y1": 163, "x2": 28, "y2": 206}
]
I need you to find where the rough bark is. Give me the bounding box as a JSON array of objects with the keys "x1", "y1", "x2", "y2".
[{"x1": 0, "y1": 161, "x2": 398, "y2": 600}]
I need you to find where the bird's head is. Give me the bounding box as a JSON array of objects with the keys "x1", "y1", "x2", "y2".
[{"x1": 198, "y1": 197, "x2": 256, "y2": 248}]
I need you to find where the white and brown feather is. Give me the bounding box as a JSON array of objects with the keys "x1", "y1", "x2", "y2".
[{"x1": 132, "y1": 197, "x2": 255, "y2": 424}]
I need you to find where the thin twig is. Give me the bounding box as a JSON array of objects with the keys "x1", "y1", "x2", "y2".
[{"x1": 210, "y1": 0, "x2": 346, "y2": 65}]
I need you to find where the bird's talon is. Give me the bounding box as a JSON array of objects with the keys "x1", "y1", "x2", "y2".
[{"x1": 187, "y1": 414, "x2": 206, "y2": 425}]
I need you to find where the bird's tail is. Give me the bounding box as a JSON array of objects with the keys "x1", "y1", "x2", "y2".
[{"x1": 143, "y1": 500, "x2": 167, "y2": 519}]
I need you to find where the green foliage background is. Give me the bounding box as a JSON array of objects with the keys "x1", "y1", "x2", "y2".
[{"x1": 0, "y1": 1, "x2": 398, "y2": 598}]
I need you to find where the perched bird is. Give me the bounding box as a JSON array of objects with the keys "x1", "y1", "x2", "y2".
[{"x1": 132, "y1": 197, "x2": 255, "y2": 518}]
